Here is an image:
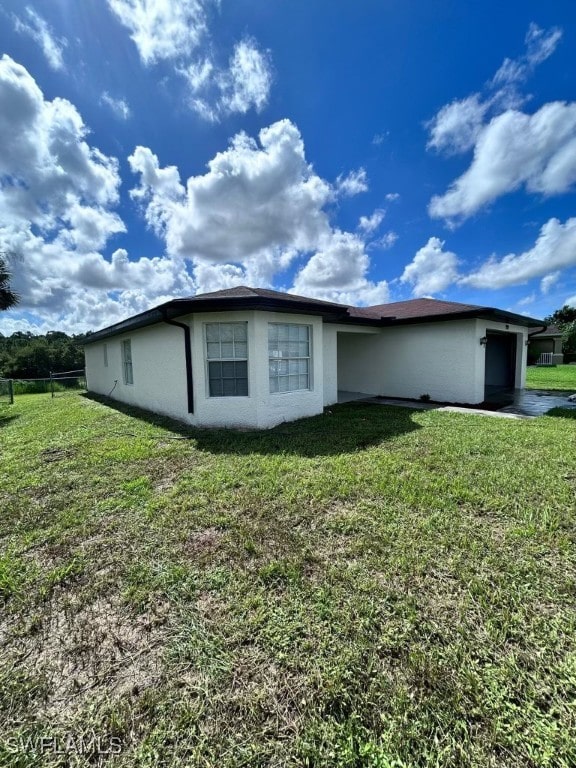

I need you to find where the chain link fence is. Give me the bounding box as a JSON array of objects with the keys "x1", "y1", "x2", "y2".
[
  {"x1": 1, "y1": 370, "x2": 86, "y2": 399},
  {"x1": 0, "y1": 377, "x2": 14, "y2": 405}
]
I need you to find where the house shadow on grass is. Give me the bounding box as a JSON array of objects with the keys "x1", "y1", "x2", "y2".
[
  {"x1": 0, "y1": 412, "x2": 19, "y2": 429},
  {"x1": 82, "y1": 394, "x2": 421, "y2": 457},
  {"x1": 543, "y1": 407, "x2": 576, "y2": 420}
]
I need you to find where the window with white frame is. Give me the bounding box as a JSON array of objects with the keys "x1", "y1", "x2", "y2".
[
  {"x1": 205, "y1": 322, "x2": 248, "y2": 397},
  {"x1": 268, "y1": 323, "x2": 311, "y2": 393},
  {"x1": 103, "y1": 343, "x2": 108, "y2": 367},
  {"x1": 121, "y1": 339, "x2": 133, "y2": 385}
]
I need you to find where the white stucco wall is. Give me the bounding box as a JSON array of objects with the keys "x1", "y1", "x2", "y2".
[
  {"x1": 322, "y1": 325, "x2": 338, "y2": 406},
  {"x1": 336, "y1": 318, "x2": 529, "y2": 404},
  {"x1": 337, "y1": 332, "x2": 384, "y2": 397},
  {"x1": 84, "y1": 323, "x2": 188, "y2": 421},
  {"x1": 86, "y1": 310, "x2": 326, "y2": 430},
  {"x1": 377, "y1": 320, "x2": 483, "y2": 403}
]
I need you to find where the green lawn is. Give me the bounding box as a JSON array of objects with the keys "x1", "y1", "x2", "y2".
[
  {"x1": 1, "y1": 394, "x2": 576, "y2": 767},
  {"x1": 526, "y1": 364, "x2": 576, "y2": 391}
]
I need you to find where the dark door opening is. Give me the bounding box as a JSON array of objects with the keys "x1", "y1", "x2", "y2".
[{"x1": 484, "y1": 332, "x2": 516, "y2": 399}]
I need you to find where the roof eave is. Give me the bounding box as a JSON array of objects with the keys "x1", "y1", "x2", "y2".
[
  {"x1": 374, "y1": 308, "x2": 545, "y2": 328},
  {"x1": 83, "y1": 296, "x2": 349, "y2": 344}
]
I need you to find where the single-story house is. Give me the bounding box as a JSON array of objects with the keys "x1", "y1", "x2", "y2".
[
  {"x1": 527, "y1": 325, "x2": 564, "y2": 365},
  {"x1": 84, "y1": 286, "x2": 545, "y2": 429}
]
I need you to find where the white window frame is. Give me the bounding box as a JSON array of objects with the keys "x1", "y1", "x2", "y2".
[
  {"x1": 121, "y1": 339, "x2": 133, "y2": 385},
  {"x1": 205, "y1": 322, "x2": 249, "y2": 397},
  {"x1": 103, "y1": 343, "x2": 108, "y2": 368},
  {"x1": 268, "y1": 323, "x2": 312, "y2": 394}
]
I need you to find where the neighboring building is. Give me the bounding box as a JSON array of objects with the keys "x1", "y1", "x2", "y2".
[
  {"x1": 84, "y1": 287, "x2": 545, "y2": 429},
  {"x1": 528, "y1": 325, "x2": 564, "y2": 365}
]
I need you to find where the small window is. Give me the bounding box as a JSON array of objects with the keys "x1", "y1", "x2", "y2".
[
  {"x1": 205, "y1": 323, "x2": 248, "y2": 397},
  {"x1": 121, "y1": 340, "x2": 133, "y2": 385},
  {"x1": 269, "y1": 323, "x2": 311, "y2": 393},
  {"x1": 103, "y1": 343, "x2": 108, "y2": 368}
]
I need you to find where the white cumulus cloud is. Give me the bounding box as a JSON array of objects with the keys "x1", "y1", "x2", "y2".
[
  {"x1": 427, "y1": 23, "x2": 563, "y2": 160},
  {"x1": 400, "y1": 237, "x2": 459, "y2": 296},
  {"x1": 292, "y1": 231, "x2": 389, "y2": 306},
  {"x1": 101, "y1": 92, "x2": 131, "y2": 120},
  {"x1": 221, "y1": 40, "x2": 272, "y2": 115},
  {"x1": 358, "y1": 209, "x2": 385, "y2": 234},
  {"x1": 0, "y1": 56, "x2": 196, "y2": 332},
  {"x1": 0, "y1": 56, "x2": 120, "y2": 228},
  {"x1": 129, "y1": 119, "x2": 386, "y2": 305},
  {"x1": 540, "y1": 271, "x2": 560, "y2": 294},
  {"x1": 461, "y1": 217, "x2": 576, "y2": 289},
  {"x1": 336, "y1": 168, "x2": 368, "y2": 198},
  {"x1": 376, "y1": 231, "x2": 398, "y2": 250},
  {"x1": 427, "y1": 94, "x2": 489, "y2": 155},
  {"x1": 108, "y1": 0, "x2": 272, "y2": 120},
  {"x1": 106, "y1": 0, "x2": 208, "y2": 65},
  {"x1": 429, "y1": 102, "x2": 576, "y2": 223},
  {"x1": 13, "y1": 7, "x2": 67, "y2": 71}
]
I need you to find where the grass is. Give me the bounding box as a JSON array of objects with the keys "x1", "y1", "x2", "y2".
[
  {"x1": 526, "y1": 364, "x2": 576, "y2": 391},
  {"x1": 1, "y1": 393, "x2": 576, "y2": 767}
]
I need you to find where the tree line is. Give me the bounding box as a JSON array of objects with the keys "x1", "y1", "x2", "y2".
[
  {"x1": 544, "y1": 306, "x2": 576, "y2": 354},
  {"x1": 0, "y1": 331, "x2": 87, "y2": 379},
  {"x1": 1, "y1": 256, "x2": 86, "y2": 379}
]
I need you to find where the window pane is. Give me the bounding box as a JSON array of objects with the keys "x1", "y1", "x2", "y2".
[
  {"x1": 299, "y1": 374, "x2": 309, "y2": 389},
  {"x1": 289, "y1": 325, "x2": 299, "y2": 341},
  {"x1": 269, "y1": 376, "x2": 278, "y2": 393},
  {"x1": 234, "y1": 342, "x2": 247, "y2": 358},
  {"x1": 208, "y1": 361, "x2": 221, "y2": 379},
  {"x1": 219, "y1": 342, "x2": 232, "y2": 358},
  {"x1": 299, "y1": 325, "x2": 309, "y2": 341},
  {"x1": 278, "y1": 325, "x2": 289, "y2": 341},
  {"x1": 286, "y1": 341, "x2": 297, "y2": 357},
  {"x1": 222, "y1": 379, "x2": 236, "y2": 396},
  {"x1": 206, "y1": 324, "x2": 219, "y2": 342},
  {"x1": 233, "y1": 324, "x2": 247, "y2": 342},
  {"x1": 299, "y1": 342, "x2": 309, "y2": 357},
  {"x1": 235, "y1": 361, "x2": 248, "y2": 378},
  {"x1": 236, "y1": 378, "x2": 248, "y2": 396},
  {"x1": 207, "y1": 342, "x2": 220, "y2": 359},
  {"x1": 220, "y1": 324, "x2": 234, "y2": 342},
  {"x1": 279, "y1": 376, "x2": 290, "y2": 392},
  {"x1": 209, "y1": 379, "x2": 223, "y2": 397}
]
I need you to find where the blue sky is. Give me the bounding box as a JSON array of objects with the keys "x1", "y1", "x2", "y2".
[{"x1": 1, "y1": 0, "x2": 576, "y2": 333}]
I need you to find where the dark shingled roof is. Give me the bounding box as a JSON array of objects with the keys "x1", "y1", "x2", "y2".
[
  {"x1": 534, "y1": 324, "x2": 562, "y2": 337},
  {"x1": 84, "y1": 286, "x2": 545, "y2": 344},
  {"x1": 350, "y1": 297, "x2": 485, "y2": 320},
  {"x1": 173, "y1": 285, "x2": 347, "y2": 308}
]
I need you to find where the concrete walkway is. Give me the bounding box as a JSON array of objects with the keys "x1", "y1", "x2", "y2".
[
  {"x1": 493, "y1": 389, "x2": 576, "y2": 417},
  {"x1": 360, "y1": 389, "x2": 576, "y2": 420}
]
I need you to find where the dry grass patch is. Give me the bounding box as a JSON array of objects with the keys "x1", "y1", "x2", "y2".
[{"x1": 3, "y1": 592, "x2": 170, "y2": 727}]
